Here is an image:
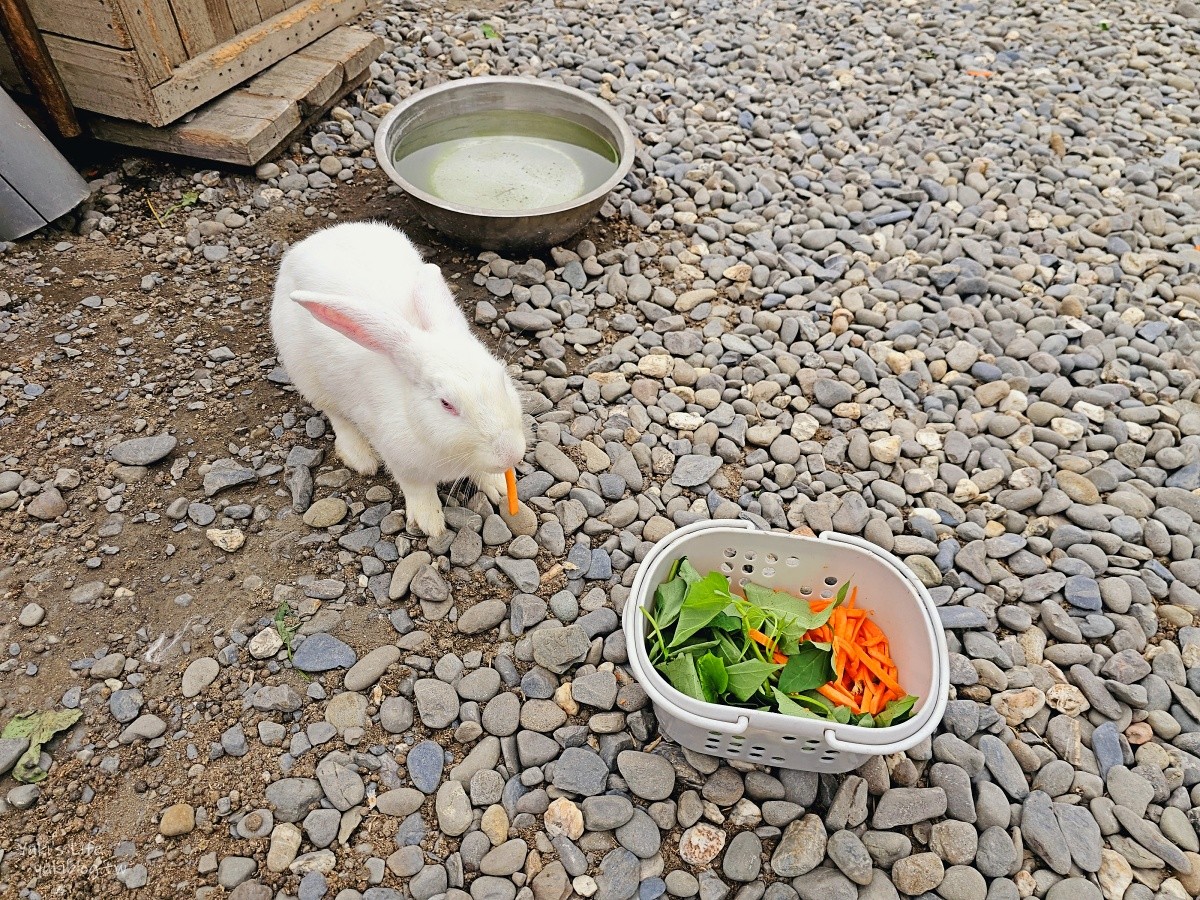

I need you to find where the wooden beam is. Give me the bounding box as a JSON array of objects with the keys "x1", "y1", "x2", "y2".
[
  {"x1": 202, "y1": 0, "x2": 237, "y2": 45},
  {"x1": 293, "y1": 23, "x2": 376, "y2": 83},
  {"x1": 21, "y1": 0, "x2": 132, "y2": 49},
  {"x1": 41, "y1": 33, "x2": 151, "y2": 122},
  {"x1": 0, "y1": 0, "x2": 81, "y2": 137},
  {"x1": 151, "y1": 0, "x2": 363, "y2": 125},
  {"x1": 114, "y1": 0, "x2": 188, "y2": 82},
  {"x1": 225, "y1": 0, "x2": 263, "y2": 33},
  {"x1": 256, "y1": 0, "x2": 293, "y2": 16},
  {"x1": 240, "y1": 50, "x2": 342, "y2": 114},
  {"x1": 88, "y1": 26, "x2": 380, "y2": 166},
  {"x1": 167, "y1": 0, "x2": 219, "y2": 58},
  {"x1": 91, "y1": 94, "x2": 301, "y2": 166}
]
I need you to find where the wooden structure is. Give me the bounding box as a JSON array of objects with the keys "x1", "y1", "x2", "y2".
[
  {"x1": 0, "y1": 0, "x2": 366, "y2": 127},
  {"x1": 0, "y1": 0, "x2": 80, "y2": 137},
  {"x1": 89, "y1": 25, "x2": 381, "y2": 165}
]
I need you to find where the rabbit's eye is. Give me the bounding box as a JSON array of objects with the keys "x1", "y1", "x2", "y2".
[{"x1": 440, "y1": 398, "x2": 459, "y2": 416}]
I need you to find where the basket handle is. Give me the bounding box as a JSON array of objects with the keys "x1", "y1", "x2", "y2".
[{"x1": 823, "y1": 727, "x2": 927, "y2": 757}]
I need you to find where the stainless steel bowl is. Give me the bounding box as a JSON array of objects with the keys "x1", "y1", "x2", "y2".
[{"x1": 375, "y1": 76, "x2": 636, "y2": 252}]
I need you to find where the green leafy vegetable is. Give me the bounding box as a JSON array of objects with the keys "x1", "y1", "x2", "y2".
[
  {"x1": 778, "y1": 644, "x2": 836, "y2": 694},
  {"x1": 743, "y1": 582, "x2": 843, "y2": 633},
  {"x1": 658, "y1": 654, "x2": 704, "y2": 701},
  {"x1": 641, "y1": 556, "x2": 918, "y2": 729},
  {"x1": 654, "y1": 578, "x2": 687, "y2": 629},
  {"x1": 696, "y1": 653, "x2": 729, "y2": 703},
  {"x1": 724, "y1": 658, "x2": 784, "y2": 702},
  {"x1": 876, "y1": 695, "x2": 918, "y2": 727},
  {"x1": 669, "y1": 572, "x2": 733, "y2": 648},
  {"x1": 1, "y1": 709, "x2": 83, "y2": 783},
  {"x1": 678, "y1": 558, "x2": 702, "y2": 584},
  {"x1": 772, "y1": 689, "x2": 820, "y2": 719},
  {"x1": 709, "y1": 612, "x2": 741, "y2": 632}
]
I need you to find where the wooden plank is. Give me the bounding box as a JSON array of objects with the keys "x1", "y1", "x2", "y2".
[
  {"x1": 0, "y1": 0, "x2": 83, "y2": 137},
  {"x1": 23, "y1": 33, "x2": 151, "y2": 123},
  {"x1": 151, "y1": 0, "x2": 364, "y2": 125},
  {"x1": 110, "y1": 0, "x2": 185, "y2": 84},
  {"x1": 91, "y1": 93, "x2": 301, "y2": 166},
  {"x1": 226, "y1": 0, "x2": 262, "y2": 32},
  {"x1": 240, "y1": 50, "x2": 342, "y2": 113},
  {"x1": 202, "y1": 0, "x2": 237, "y2": 44},
  {"x1": 22, "y1": 0, "x2": 132, "y2": 49},
  {"x1": 168, "y1": 0, "x2": 219, "y2": 57},
  {"x1": 0, "y1": 36, "x2": 18, "y2": 87},
  {"x1": 256, "y1": 0, "x2": 292, "y2": 16},
  {"x1": 88, "y1": 28, "x2": 380, "y2": 166},
  {"x1": 293, "y1": 24, "x2": 377, "y2": 83}
]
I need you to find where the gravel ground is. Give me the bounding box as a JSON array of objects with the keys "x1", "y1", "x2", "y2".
[{"x1": 3, "y1": 0, "x2": 1200, "y2": 898}]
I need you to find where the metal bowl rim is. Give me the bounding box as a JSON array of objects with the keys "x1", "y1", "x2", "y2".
[{"x1": 374, "y1": 75, "x2": 636, "y2": 220}]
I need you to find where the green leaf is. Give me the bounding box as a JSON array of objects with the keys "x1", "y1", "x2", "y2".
[
  {"x1": 696, "y1": 653, "x2": 729, "y2": 703},
  {"x1": 835, "y1": 580, "x2": 850, "y2": 604},
  {"x1": 678, "y1": 558, "x2": 702, "y2": 585},
  {"x1": 724, "y1": 658, "x2": 784, "y2": 702},
  {"x1": 772, "y1": 688, "x2": 820, "y2": 719},
  {"x1": 741, "y1": 583, "x2": 843, "y2": 633},
  {"x1": 1, "y1": 709, "x2": 83, "y2": 783},
  {"x1": 654, "y1": 577, "x2": 687, "y2": 629},
  {"x1": 856, "y1": 713, "x2": 876, "y2": 728},
  {"x1": 876, "y1": 695, "x2": 919, "y2": 727},
  {"x1": 716, "y1": 633, "x2": 748, "y2": 665},
  {"x1": 679, "y1": 640, "x2": 720, "y2": 655},
  {"x1": 480, "y1": 22, "x2": 499, "y2": 39},
  {"x1": 792, "y1": 690, "x2": 835, "y2": 714},
  {"x1": 669, "y1": 572, "x2": 733, "y2": 648},
  {"x1": 709, "y1": 612, "x2": 741, "y2": 632},
  {"x1": 777, "y1": 644, "x2": 836, "y2": 694},
  {"x1": 830, "y1": 704, "x2": 852, "y2": 725},
  {"x1": 658, "y1": 654, "x2": 705, "y2": 702}
]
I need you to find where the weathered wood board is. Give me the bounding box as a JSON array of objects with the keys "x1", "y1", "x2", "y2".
[{"x1": 87, "y1": 26, "x2": 381, "y2": 166}]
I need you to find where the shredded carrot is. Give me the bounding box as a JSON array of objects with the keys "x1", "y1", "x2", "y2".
[
  {"x1": 504, "y1": 468, "x2": 518, "y2": 517},
  {"x1": 818, "y1": 682, "x2": 856, "y2": 709},
  {"x1": 767, "y1": 583, "x2": 910, "y2": 721},
  {"x1": 748, "y1": 629, "x2": 788, "y2": 665},
  {"x1": 843, "y1": 641, "x2": 903, "y2": 694}
]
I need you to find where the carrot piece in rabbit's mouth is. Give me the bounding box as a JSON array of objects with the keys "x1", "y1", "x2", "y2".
[{"x1": 505, "y1": 468, "x2": 518, "y2": 517}]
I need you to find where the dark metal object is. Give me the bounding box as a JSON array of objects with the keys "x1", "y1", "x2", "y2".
[{"x1": 0, "y1": 87, "x2": 88, "y2": 240}]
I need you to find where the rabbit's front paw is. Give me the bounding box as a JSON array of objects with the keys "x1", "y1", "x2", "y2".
[
  {"x1": 401, "y1": 483, "x2": 446, "y2": 539},
  {"x1": 474, "y1": 472, "x2": 506, "y2": 506}
]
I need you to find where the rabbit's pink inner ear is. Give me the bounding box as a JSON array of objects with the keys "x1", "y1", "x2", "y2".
[{"x1": 292, "y1": 292, "x2": 393, "y2": 355}]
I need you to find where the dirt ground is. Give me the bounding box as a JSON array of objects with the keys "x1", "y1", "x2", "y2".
[{"x1": 0, "y1": 129, "x2": 637, "y2": 896}]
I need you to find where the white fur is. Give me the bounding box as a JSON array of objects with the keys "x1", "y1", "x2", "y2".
[{"x1": 270, "y1": 221, "x2": 526, "y2": 538}]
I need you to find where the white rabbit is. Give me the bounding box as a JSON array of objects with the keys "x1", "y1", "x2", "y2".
[{"x1": 270, "y1": 221, "x2": 527, "y2": 539}]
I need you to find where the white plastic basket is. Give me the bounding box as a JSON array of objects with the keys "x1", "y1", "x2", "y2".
[{"x1": 623, "y1": 520, "x2": 950, "y2": 773}]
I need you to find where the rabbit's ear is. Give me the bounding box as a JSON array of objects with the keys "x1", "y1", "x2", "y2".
[
  {"x1": 292, "y1": 290, "x2": 414, "y2": 358},
  {"x1": 411, "y1": 264, "x2": 464, "y2": 332}
]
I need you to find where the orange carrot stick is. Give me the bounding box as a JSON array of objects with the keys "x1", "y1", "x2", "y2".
[
  {"x1": 843, "y1": 642, "x2": 903, "y2": 694},
  {"x1": 817, "y1": 682, "x2": 856, "y2": 710},
  {"x1": 504, "y1": 468, "x2": 518, "y2": 517},
  {"x1": 747, "y1": 630, "x2": 788, "y2": 665}
]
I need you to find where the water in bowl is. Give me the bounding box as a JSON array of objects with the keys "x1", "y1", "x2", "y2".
[{"x1": 390, "y1": 109, "x2": 619, "y2": 212}]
